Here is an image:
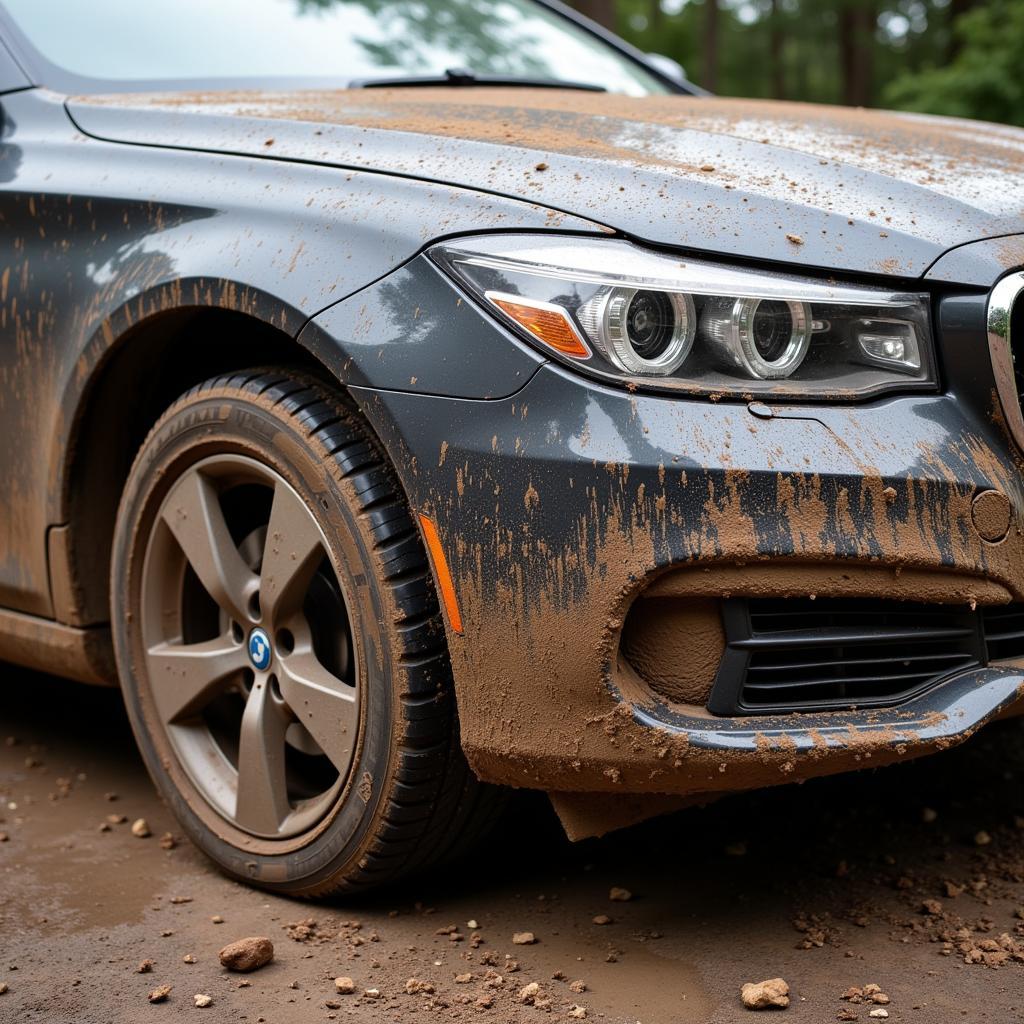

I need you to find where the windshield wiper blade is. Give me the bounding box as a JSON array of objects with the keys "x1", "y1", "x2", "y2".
[{"x1": 349, "y1": 67, "x2": 606, "y2": 92}]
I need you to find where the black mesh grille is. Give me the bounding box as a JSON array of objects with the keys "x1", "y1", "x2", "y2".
[
  {"x1": 981, "y1": 604, "x2": 1024, "y2": 661},
  {"x1": 708, "y1": 598, "x2": 1024, "y2": 715}
]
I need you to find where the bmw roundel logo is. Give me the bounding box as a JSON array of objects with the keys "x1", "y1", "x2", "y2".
[{"x1": 247, "y1": 628, "x2": 272, "y2": 671}]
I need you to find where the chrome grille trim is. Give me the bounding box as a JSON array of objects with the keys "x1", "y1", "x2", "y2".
[{"x1": 987, "y1": 270, "x2": 1024, "y2": 452}]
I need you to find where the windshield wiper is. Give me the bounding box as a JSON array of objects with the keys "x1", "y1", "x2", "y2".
[{"x1": 349, "y1": 67, "x2": 606, "y2": 92}]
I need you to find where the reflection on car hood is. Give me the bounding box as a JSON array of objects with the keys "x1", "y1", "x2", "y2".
[{"x1": 67, "y1": 88, "x2": 1024, "y2": 280}]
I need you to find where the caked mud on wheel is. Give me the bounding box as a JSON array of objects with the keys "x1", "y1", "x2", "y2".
[{"x1": 111, "y1": 369, "x2": 499, "y2": 895}]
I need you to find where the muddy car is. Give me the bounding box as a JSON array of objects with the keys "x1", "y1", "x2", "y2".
[{"x1": 3, "y1": 0, "x2": 1024, "y2": 895}]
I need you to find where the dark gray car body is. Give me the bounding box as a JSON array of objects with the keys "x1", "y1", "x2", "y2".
[{"x1": 4, "y1": 30, "x2": 1024, "y2": 819}]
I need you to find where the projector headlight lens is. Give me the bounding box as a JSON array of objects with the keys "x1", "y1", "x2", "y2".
[
  {"x1": 577, "y1": 286, "x2": 696, "y2": 376},
  {"x1": 703, "y1": 296, "x2": 812, "y2": 379}
]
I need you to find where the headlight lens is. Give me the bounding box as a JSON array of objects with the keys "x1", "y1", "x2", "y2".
[{"x1": 431, "y1": 235, "x2": 935, "y2": 398}]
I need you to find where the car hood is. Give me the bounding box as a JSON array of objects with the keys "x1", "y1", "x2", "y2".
[{"x1": 67, "y1": 88, "x2": 1024, "y2": 280}]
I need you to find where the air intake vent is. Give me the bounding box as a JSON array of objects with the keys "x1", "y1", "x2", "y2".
[{"x1": 708, "y1": 598, "x2": 1024, "y2": 715}]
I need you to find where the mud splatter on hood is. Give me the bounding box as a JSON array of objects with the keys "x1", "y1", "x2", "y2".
[{"x1": 68, "y1": 88, "x2": 1024, "y2": 281}]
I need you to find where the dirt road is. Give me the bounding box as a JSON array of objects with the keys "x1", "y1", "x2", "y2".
[{"x1": 1, "y1": 671, "x2": 1023, "y2": 1023}]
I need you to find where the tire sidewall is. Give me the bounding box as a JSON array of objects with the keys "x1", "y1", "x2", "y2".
[{"x1": 112, "y1": 385, "x2": 400, "y2": 892}]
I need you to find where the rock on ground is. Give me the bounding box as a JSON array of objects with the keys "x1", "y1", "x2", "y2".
[
  {"x1": 147, "y1": 985, "x2": 171, "y2": 1004},
  {"x1": 740, "y1": 978, "x2": 790, "y2": 1010},
  {"x1": 218, "y1": 937, "x2": 274, "y2": 972}
]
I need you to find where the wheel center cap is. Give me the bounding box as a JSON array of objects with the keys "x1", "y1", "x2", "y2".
[{"x1": 247, "y1": 628, "x2": 272, "y2": 671}]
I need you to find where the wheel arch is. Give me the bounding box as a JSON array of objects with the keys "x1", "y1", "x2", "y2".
[{"x1": 51, "y1": 292, "x2": 341, "y2": 629}]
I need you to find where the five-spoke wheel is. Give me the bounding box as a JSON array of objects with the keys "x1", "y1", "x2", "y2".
[{"x1": 143, "y1": 455, "x2": 357, "y2": 838}]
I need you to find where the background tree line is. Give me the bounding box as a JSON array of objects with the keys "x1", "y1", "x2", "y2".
[{"x1": 569, "y1": 0, "x2": 1024, "y2": 125}]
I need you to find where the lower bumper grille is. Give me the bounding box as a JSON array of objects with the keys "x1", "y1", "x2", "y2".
[{"x1": 708, "y1": 598, "x2": 1024, "y2": 715}]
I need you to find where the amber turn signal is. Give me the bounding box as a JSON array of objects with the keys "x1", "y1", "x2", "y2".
[
  {"x1": 417, "y1": 513, "x2": 464, "y2": 635},
  {"x1": 486, "y1": 291, "x2": 591, "y2": 359}
]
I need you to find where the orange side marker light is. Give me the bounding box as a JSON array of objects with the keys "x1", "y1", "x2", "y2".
[
  {"x1": 487, "y1": 292, "x2": 591, "y2": 359},
  {"x1": 418, "y1": 513, "x2": 464, "y2": 635}
]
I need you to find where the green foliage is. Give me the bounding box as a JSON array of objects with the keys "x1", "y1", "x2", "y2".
[
  {"x1": 882, "y1": 1, "x2": 1024, "y2": 125},
  {"x1": 591, "y1": 0, "x2": 1020, "y2": 126}
]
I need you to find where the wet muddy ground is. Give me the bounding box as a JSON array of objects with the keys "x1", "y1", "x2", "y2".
[{"x1": 1, "y1": 671, "x2": 1023, "y2": 1023}]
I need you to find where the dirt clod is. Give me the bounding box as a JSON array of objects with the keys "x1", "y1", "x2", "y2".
[
  {"x1": 569, "y1": 980, "x2": 587, "y2": 993},
  {"x1": 148, "y1": 985, "x2": 172, "y2": 1004},
  {"x1": 405, "y1": 978, "x2": 435, "y2": 995},
  {"x1": 740, "y1": 977, "x2": 790, "y2": 1010},
  {"x1": 518, "y1": 982, "x2": 542, "y2": 1004},
  {"x1": 218, "y1": 937, "x2": 274, "y2": 973}
]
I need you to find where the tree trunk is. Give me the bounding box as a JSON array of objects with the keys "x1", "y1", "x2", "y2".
[
  {"x1": 570, "y1": 0, "x2": 616, "y2": 32},
  {"x1": 650, "y1": 0, "x2": 663, "y2": 34},
  {"x1": 770, "y1": 0, "x2": 785, "y2": 99},
  {"x1": 947, "y1": 0, "x2": 978, "y2": 60},
  {"x1": 704, "y1": 0, "x2": 719, "y2": 93},
  {"x1": 839, "y1": 2, "x2": 875, "y2": 107}
]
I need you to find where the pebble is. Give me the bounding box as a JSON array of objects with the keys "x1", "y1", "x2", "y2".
[
  {"x1": 592, "y1": 915, "x2": 612, "y2": 926},
  {"x1": 0, "y1": 982, "x2": 7, "y2": 994},
  {"x1": 137, "y1": 960, "x2": 154, "y2": 974},
  {"x1": 869, "y1": 1010, "x2": 889, "y2": 1019},
  {"x1": 740, "y1": 978, "x2": 790, "y2": 1010},
  {"x1": 334, "y1": 977, "x2": 355, "y2": 994},
  {"x1": 218, "y1": 937, "x2": 274, "y2": 973},
  {"x1": 921, "y1": 899, "x2": 943, "y2": 916},
  {"x1": 974, "y1": 830, "x2": 992, "y2": 846},
  {"x1": 148, "y1": 985, "x2": 172, "y2": 1004},
  {"x1": 363, "y1": 988, "x2": 382, "y2": 999},
  {"x1": 466, "y1": 920, "x2": 479, "y2": 930},
  {"x1": 182, "y1": 954, "x2": 196, "y2": 964},
  {"x1": 194, "y1": 994, "x2": 212, "y2": 1008},
  {"x1": 608, "y1": 887, "x2": 632, "y2": 902},
  {"x1": 568, "y1": 1006, "x2": 587, "y2": 1019},
  {"x1": 454, "y1": 973, "x2": 473, "y2": 984},
  {"x1": 158, "y1": 833, "x2": 177, "y2": 850},
  {"x1": 512, "y1": 932, "x2": 536, "y2": 945},
  {"x1": 921, "y1": 807, "x2": 938, "y2": 823},
  {"x1": 131, "y1": 818, "x2": 151, "y2": 838},
  {"x1": 211, "y1": 916, "x2": 223, "y2": 924},
  {"x1": 405, "y1": 978, "x2": 434, "y2": 995},
  {"x1": 518, "y1": 982, "x2": 541, "y2": 1004},
  {"x1": 569, "y1": 980, "x2": 587, "y2": 993}
]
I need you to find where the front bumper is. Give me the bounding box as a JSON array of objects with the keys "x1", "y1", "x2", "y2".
[
  {"x1": 346, "y1": 352, "x2": 1024, "y2": 795},
  {"x1": 308, "y1": 255, "x2": 1024, "y2": 798}
]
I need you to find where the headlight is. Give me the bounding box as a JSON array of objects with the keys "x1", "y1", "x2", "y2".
[{"x1": 430, "y1": 235, "x2": 935, "y2": 398}]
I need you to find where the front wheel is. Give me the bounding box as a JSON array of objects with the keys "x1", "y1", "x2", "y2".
[{"x1": 111, "y1": 369, "x2": 497, "y2": 895}]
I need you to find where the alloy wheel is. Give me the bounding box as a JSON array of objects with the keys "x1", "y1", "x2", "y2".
[{"x1": 140, "y1": 454, "x2": 358, "y2": 839}]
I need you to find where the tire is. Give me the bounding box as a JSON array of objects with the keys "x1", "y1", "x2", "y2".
[{"x1": 110, "y1": 368, "x2": 499, "y2": 895}]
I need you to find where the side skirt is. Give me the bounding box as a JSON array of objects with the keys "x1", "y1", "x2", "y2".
[{"x1": 0, "y1": 607, "x2": 116, "y2": 686}]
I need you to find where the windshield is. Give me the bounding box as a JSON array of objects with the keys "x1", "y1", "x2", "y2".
[{"x1": 2, "y1": 0, "x2": 667, "y2": 96}]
